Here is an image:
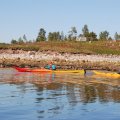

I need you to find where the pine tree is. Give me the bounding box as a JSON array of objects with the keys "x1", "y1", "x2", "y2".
[{"x1": 36, "y1": 28, "x2": 46, "y2": 42}]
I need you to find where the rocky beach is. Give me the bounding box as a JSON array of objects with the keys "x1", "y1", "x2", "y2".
[{"x1": 0, "y1": 49, "x2": 120, "y2": 72}]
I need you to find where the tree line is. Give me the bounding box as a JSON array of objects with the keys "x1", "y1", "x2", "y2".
[{"x1": 11, "y1": 24, "x2": 120, "y2": 44}]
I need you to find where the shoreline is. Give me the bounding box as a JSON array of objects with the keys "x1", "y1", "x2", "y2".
[{"x1": 0, "y1": 49, "x2": 120, "y2": 72}]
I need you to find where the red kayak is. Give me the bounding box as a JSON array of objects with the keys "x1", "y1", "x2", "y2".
[
  {"x1": 13, "y1": 66, "x2": 52, "y2": 73},
  {"x1": 13, "y1": 66, "x2": 85, "y2": 74}
]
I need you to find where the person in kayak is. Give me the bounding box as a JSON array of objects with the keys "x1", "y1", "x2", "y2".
[{"x1": 44, "y1": 62, "x2": 56, "y2": 70}]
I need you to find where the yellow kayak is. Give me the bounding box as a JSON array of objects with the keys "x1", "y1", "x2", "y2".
[{"x1": 93, "y1": 70, "x2": 120, "y2": 78}]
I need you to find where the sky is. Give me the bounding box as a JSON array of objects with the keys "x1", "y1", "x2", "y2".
[{"x1": 0, "y1": 0, "x2": 120, "y2": 43}]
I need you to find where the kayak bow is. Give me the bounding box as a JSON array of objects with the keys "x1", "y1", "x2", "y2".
[
  {"x1": 14, "y1": 66, "x2": 52, "y2": 72},
  {"x1": 93, "y1": 70, "x2": 120, "y2": 78}
]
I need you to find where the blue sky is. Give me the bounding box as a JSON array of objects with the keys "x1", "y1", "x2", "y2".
[{"x1": 0, "y1": 0, "x2": 120, "y2": 43}]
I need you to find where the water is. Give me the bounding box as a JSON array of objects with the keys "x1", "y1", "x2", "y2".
[{"x1": 0, "y1": 68, "x2": 120, "y2": 120}]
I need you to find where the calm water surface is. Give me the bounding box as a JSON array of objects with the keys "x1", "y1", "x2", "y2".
[{"x1": 0, "y1": 68, "x2": 120, "y2": 120}]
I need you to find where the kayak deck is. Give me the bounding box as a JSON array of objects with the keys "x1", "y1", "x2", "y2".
[
  {"x1": 54, "y1": 70, "x2": 84, "y2": 74},
  {"x1": 93, "y1": 70, "x2": 120, "y2": 78},
  {"x1": 14, "y1": 67, "x2": 84, "y2": 74}
]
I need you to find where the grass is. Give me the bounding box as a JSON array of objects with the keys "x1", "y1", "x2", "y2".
[{"x1": 0, "y1": 41, "x2": 120, "y2": 55}]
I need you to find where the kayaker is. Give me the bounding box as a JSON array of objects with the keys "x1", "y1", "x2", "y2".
[{"x1": 44, "y1": 62, "x2": 56, "y2": 70}]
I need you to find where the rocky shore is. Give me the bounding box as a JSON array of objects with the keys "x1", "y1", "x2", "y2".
[{"x1": 0, "y1": 49, "x2": 120, "y2": 72}]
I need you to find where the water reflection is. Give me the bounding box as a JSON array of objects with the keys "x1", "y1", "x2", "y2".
[
  {"x1": 0, "y1": 68, "x2": 120, "y2": 120},
  {"x1": 0, "y1": 68, "x2": 120, "y2": 104}
]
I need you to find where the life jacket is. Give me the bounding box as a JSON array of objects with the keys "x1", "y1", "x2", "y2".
[{"x1": 52, "y1": 64, "x2": 56, "y2": 70}]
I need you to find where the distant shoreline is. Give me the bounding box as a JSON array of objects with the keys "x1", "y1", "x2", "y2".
[{"x1": 0, "y1": 49, "x2": 120, "y2": 72}]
